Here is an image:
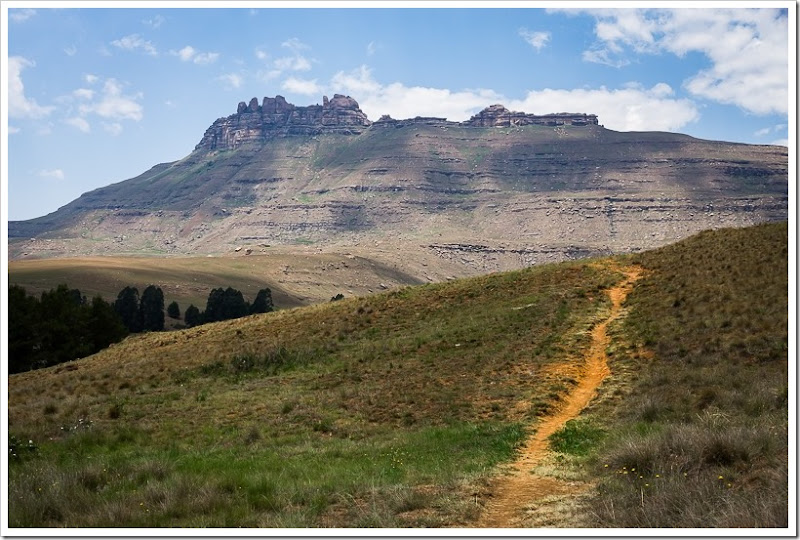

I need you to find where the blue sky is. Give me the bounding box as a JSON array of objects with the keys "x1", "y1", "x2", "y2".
[{"x1": 4, "y1": 2, "x2": 794, "y2": 221}]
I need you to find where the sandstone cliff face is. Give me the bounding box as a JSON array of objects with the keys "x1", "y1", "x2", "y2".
[
  {"x1": 464, "y1": 104, "x2": 599, "y2": 127},
  {"x1": 196, "y1": 94, "x2": 372, "y2": 152}
]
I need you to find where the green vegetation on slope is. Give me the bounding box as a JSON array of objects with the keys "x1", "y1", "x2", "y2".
[
  {"x1": 8, "y1": 261, "x2": 621, "y2": 527},
  {"x1": 589, "y1": 222, "x2": 788, "y2": 527}
]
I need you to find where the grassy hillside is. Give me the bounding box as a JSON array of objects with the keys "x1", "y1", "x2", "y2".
[
  {"x1": 7, "y1": 222, "x2": 789, "y2": 528},
  {"x1": 8, "y1": 259, "x2": 621, "y2": 527},
  {"x1": 586, "y1": 222, "x2": 788, "y2": 527}
]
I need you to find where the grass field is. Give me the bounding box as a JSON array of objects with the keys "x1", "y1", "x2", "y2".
[
  {"x1": 8, "y1": 251, "x2": 425, "y2": 315},
  {"x1": 7, "y1": 222, "x2": 789, "y2": 528},
  {"x1": 8, "y1": 259, "x2": 621, "y2": 527}
]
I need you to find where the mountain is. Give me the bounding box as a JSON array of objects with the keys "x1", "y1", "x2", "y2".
[{"x1": 9, "y1": 95, "x2": 787, "y2": 274}]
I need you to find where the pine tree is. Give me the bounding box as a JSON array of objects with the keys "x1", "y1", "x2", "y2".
[
  {"x1": 251, "y1": 288, "x2": 274, "y2": 314},
  {"x1": 114, "y1": 286, "x2": 142, "y2": 333},
  {"x1": 167, "y1": 300, "x2": 181, "y2": 319},
  {"x1": 140, "y1": 285, "x2": 165, "y2": 332}
]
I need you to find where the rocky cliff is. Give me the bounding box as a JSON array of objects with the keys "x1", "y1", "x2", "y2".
[
  {"x1": 195, "y1": 94, "x2": 371, "y2": 151},
  {"x1": 463, "y1": 104, "x2": 598, "y2": 128}
]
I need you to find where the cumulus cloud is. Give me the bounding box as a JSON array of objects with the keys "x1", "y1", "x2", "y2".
[
  {"x1": 84, "y1": 74, "x2": 99, "y2": 85},
  {"x1": 111, "y1": 34, "x2": 157, "y2": 56},
  {"x1": 218, "y1": 73, "x2": 244, "y2": 90},
  {"x1": 102, "y1": 122, "x2": 123, "y2": 136},
  {"x1": 330, "y1": 65, "x2": 698, "y2": 132},
  {"x1": 65, "y1": 116, "x2": 91, "y2": 133},
  {"x1": 330, "y1": 65, "x2": 502, "y2": 121},
  {"x1": 39, "y1": 169, "x2": 65, "y2": 180},
  {"x1": 576, "y1": 8, "x2": 788, "y2": 115},
  {"x1": 505, "y1": 83, "x2": 699, "y2": 132},
  {"x1": 282, "y1": 77, "x2": 322, "y2": 96},
  {"x1": 73, "y1": 88, "x2": 94, "y2": 100},
  {"x1": 264, "y1": 37, "x2": 314, "y2": 79},
  {"x1": 78, "y1": 78, "x2": 143, "y2": 122},
  {"x1": 10, "y1": 8, "x2": 36, "y2": 22},
  {"x1": 519, "y1": 29, "x2": 552, "y2": 51},
  {"x1": 64, "y1": 45, "x2": 78, "y2": 57},
  {"x1": 9, "y1": 56, "x2": 54, "y2": 119},
  {"x1": 172, "y1": 45, "x2": 219, "y2": 64},
  {"x1": 142, "y1": 15, "x2": 165, "y2": 29}
]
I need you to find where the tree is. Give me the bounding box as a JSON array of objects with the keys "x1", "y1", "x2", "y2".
[
  {"x1": 184, "y1": 304, "x2": 202, "y2": 328},
  {"x1": 250, "y1": 288, "x2": 274, "y2": 314},
  {"x1": 114, "y1": 286, "x2": 142, "y2": 333},
  {"x1": 8, "y1": 285, "x2": 40, "y2": 373},
  {"x1": 140, "y1": 285, "x2": 165, "y2": 332},
  {"x1": 167, "y1": 300, "x2": 181, "y2": 319},
  {"x1": 38, "y1": 284, "x2": 92, "y2": 368},
  {"x1": 87, "y1": 296, "x2": 129, "y2": 350},
  {"x1": 204, "y1": 287, "x2": 249, "y2": 323}
]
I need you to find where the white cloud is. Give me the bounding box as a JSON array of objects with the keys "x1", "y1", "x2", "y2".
[
  {"x1": 770, "y1": 138, "x2": 788, "y2": 147},
  {"x1": 73, "y1": 88, "x2": 94, "y2": 100},
  {"x1": 274, "y1": 55, "x2": 311, "y2": 72},
  {"x1": 172, "y1": 45, "x2": 219, "y2": 64},
  {"x1": 39, "y1": 169, "x2": 65, "y2": 180},
  {"x1": 367, "y1": 41, "x2": 379, "y2": 56},
  {"x1": 142, "y1": 15, "x2": 165, "y2": 29},
  {"x1": 9, "y1": 56, "x2": 55, "y2": 119},
  {"x1": 102, "y1": 122, "x2": 123, "y2": 136},
  {"x1": 519, "y1": 29, "x2": 552, "y2": 51},
  {"x1": 176, "y1": 45, "x2": 196, "y2": 61},
  {"x1": 10, "y1": 8, "x2": 36, "y2": 22},
  {"x1": 282, "y1": 38, "x2": 310, "y2": 52},
  {"x1": 78, "y1": 78, "x2": 143, "y2": 121},
  {"x1": 328, "y1": 66, "x2": 700, "y2": 132},
  {"x1": 506, "y1": 84, "x2": 699, "y2": 132},
  {"x1": 64, "y1": 45, "x2": 78, "y2": 57},
  {"x1": 754, "y1": 127, "x2": 772, "y2": 137},
  {"x1": 111, "y1": 34, "x2": 157, "y2": 56},
  {"x1": 330, "y1": 65, "x2": 502, "y2": 121},
  {"x1": 65, "y1": 117, "x2": 91, "y2": 133},
  {"x1": 84, "y1": 74, "x2": 99, "y2": 85},
  {"x1": 577, "y1": 8, "x2": 788, "y2": 115},
  {"x1": 267, "y1": 37, "x2": 313, "y2": 78},
  {"x1": 218, "y1": 73, "x2": 244, "y2": 90},
  {"x1": 282, "y1": 77, "x2": 322, "y2": 96},
  {"x1": 9, "y1": 126, "x2": 21, "y2": 134}
]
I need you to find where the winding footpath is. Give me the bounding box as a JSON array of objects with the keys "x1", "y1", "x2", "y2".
[{"x1": 477, "y1": 265, "x2": 642, "y2": 528}]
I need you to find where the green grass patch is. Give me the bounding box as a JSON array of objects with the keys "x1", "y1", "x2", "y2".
[{"x1": 548, "y1": 419, "x2": 605, "y2": 456}]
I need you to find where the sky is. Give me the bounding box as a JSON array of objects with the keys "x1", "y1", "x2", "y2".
[{"x1": 3, "y1": 2, "x2": 795, "y2": 221}]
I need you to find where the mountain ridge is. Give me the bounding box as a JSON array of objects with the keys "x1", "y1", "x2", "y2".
[{"x1": 9, "y1": 95, "x2": 787, "y2": 275}]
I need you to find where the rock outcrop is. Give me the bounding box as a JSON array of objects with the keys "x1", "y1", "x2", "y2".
[
  {"x1": 464, "y1": 104, "x2": 598, "y2": 128},
  {"x1": 196, "y1": 94, "x2": 372, "y2": 152}
]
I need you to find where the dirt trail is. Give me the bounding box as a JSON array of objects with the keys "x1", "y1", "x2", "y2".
[{"x1": 477, "y1": 265, "x2": 642, "y2": 528}]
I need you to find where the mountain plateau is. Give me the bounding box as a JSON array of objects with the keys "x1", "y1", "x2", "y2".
[{"x1": 9, "y1": 95, "x2": 787, "y2": 278}]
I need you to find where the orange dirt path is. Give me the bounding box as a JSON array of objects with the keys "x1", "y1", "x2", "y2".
[{"x1": 476, "y1": 265, "x2": 642, "y2": 528}]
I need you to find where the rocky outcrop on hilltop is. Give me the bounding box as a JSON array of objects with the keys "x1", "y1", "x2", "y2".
[
  {"x1": 196, "y1": 94, "x2": 371, "y2": 152},
  {"x1": 464, "y1": 104, "x2": 598, "y2": 127}
]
